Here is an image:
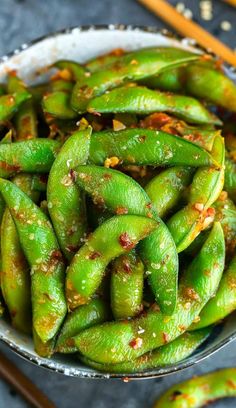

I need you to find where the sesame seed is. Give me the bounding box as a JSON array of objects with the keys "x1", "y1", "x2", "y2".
[
  {"x1": 176, "y1": 2, "x2": 185, "y2": 13},
  {"x1": 221, "y1": 21, "x2": 232, "y2": 31}
]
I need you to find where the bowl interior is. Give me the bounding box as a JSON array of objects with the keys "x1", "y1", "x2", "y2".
[{"x1": 0, "y1": 25, "x2": 235, "y2": 379}]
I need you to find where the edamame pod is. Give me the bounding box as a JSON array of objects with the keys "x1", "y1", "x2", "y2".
[
  {"x1": 88, "y1": 86, "x2": 221, "y2": 126},
  {"x1": 89, "y1": 129, "x2": 216, "y2": 168},
  {"x1": 0, "y1": 178, "x2": 67, "y2": 343},
  {"x1": 111, "y1": 252, "x2": 144, "y2": 320},
  {"x1": 191, "y1": 254, "x2": 236, "y2": 330},
  {"x1": 153, "y1": 368, "x2": 236, "y2": 408},
  {"x1": 43, "y1": 91, "x2": 78, "y2": 119},
  {"x1": 145, "y1": 61, "x2": 236, "y2": 112},
  {"x1": 56, "y1": 299, "x2": 110, "y2": 353},
  {"x1": 168, "y1": 134, "x2": 225, "y2": 252},
  {"x1": 71, "y1": 47, "x2": 199, "y2": 112},
  {"x1": 0, "y1": 92, "x2": 31, "y2": 121},
  {"x1": 47, "y1": 128, "x2": 92, "y2": 260},
  {"x1": 66, "y1": 215, "x2": 158, "y2": 310},
  {"x1": 80, "y1": 328, "x2": 211, "y2": 373},
  {"x1": 145, "y1": 167, "x2": 194, "y2": 218},
  {"x1": 1, "y1": 174, "x2": 39, "y2": 334},
  {"x1": 0, "y1": 139, "x2": 60, "y2": 178},
  {"x1": 74, "y1": 222, "x2": 225, "y2": 364},
  {"x1": 75, "y1": 165, "x2": 178, "y2": 315}
]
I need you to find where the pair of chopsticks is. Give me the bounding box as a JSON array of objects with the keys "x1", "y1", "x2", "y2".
[
  {"x1": 137, "y1": 0, "x2": 236, "y2": 67},
  {"x1": 0, "y1": 351, "x2": 55, "y2": 408}
]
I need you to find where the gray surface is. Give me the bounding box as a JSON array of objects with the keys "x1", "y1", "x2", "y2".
[{"x1": 0, "y1": 0, "x2": 236, "y2": 407}]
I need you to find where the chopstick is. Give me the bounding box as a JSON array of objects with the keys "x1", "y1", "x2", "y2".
[
  {"x1": 0, "y1": 351, "x2": 55, "y2": 408},
  {"x1": 223, "y1": 0, "x2": 236, "y2": 7},
  {"x1": 137, "y1": 0, "x2": 236, "y2": 67}
]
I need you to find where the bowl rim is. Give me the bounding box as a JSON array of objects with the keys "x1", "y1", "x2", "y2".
[{"x1": 1, "y1": 23, "x2": 236, "y2": 380}]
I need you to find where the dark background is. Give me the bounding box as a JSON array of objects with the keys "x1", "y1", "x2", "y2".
[{"x1": 0, "y1": 0, "x2": 236, "y2": 407}]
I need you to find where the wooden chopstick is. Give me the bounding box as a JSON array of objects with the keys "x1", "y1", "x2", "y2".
[
  {"x1": 0, "y1": 351, "x2": 55, "y2": 408},
  {"x1": 223, "y1": 0, "x2": 236, "y2": 7},
  {"x1": 137, "y1": 0, "x2": 236, "y2": 67}
]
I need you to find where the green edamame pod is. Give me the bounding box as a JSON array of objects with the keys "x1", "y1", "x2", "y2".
[
  {"x1": 1, "y1": 174, "x2": 39, "y2": 334},
  {"x1": 88, "y1": 86, "x2": 221, "y2": 126},
  {"x1": 7, "y1": 73, "x2": 38, "y2": 140},
  {"x1": 184, "y1": 62, "x2": 236, "y2": 112},
  {"x1": 145, "y1": 61, "x2": 236, "y2": 112},
  {"x1": 80, "y1": 328, "x2": 211, "y2": 373},
  {"x1": 52, "y1": 60, "x2": 85, "y2": 80},
  {"x1": 145, "y1": 167, "x2": 194, "y2": 218},
  {"x1": 75, "y1": 164, "x2": 153, "y2": 217},
  {"x1": 42, "y1": 91, "x2": 78, "y2": 119},
  {"x1": 191, "y1": 254, "x2": 236, "y2": 330},
  {"x1": 0, "y1": 92, "x2": 31, "y2": 122},
  {"x1": 0, "y1": 178, "x2": 67, "y2": 343},
  {"x1": 75, "y1": 165, "x2": 178, "y2": 315},
  {"x1": 56, "y1": 299, "x2": 110, "y2": 353},
  {"x1": 75, "y1": 222, "x2": 225, "y2": 364},
  {"x1": 0, "y1": 138, "x2": 60, "y2": 178},
  {"x1": 47, "y1": 128, "x2": 92, "y2": 260},
  {"x1": 89, "y1": 129, "x2": 216, "y2": 168},
  {"x1": 15, "y1": 100, "x2": 38, "y2": 140},
  {"x1": 71, "y1": 47, "x2": 199, "y2": 112},
  {"x1": 142, "y1": 67, "x2": 183, "y2": 92},
  {"x1": 168, "y1": 134, "x2": 225, "y2": 252},
  {"x1": 66, "y1": 215, "x2": 158, "y2": 310},
  {"x1": 153, "y1": 368, "x2": 236, "y2": 408},
  {"x1": 225, "y1": 156, "x2": 236, "y2": 203},
  {"x1": 111, "y1": 252, "x2": 144, "y2": 320}
]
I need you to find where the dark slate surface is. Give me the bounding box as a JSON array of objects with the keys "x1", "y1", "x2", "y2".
[{"x1": 0, "y1": 1, "x2": 236, "y2": 407}]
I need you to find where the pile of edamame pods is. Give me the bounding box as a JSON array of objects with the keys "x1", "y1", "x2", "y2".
[{"x1": 0, "y1": 45, "x2": 236, "y2": 374}]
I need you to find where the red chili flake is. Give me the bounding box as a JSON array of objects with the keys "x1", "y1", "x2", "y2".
[
  {"x1": 103, "y1": 173, "x2": 112, "y2": 180},
  {"x1": 183, "y1": 287, "x2": 200, "y2": 301},
  {"x1": 129, "y1": 337, "x2": 143, "y2": 349},
  {"x1": 89, "y1": 251, "x2": 101, "y2": 260},
  {"x1": 146, "y1": 203, "x2": 152, "y2": 209},
  {"x1": 206, "y1": 207, "x2": 215, "y2": 217},
  {"x1": 138, "y1": 135, "x2": 146, "y2": 143},
  {"x1": 162, "y1": 332, "x2": 169, "y2": 344},
  {"x1": 122, "y1": 259, "x2": 131, "y2": 273},
  {"x1": 116, "y1": 206, "x2": 128, "y2": 215},
  {"x1": 66, "y1": 244, "x2": 79, "y2": 253},
  {"x1": 119, "y1": 233, "x2": 135, "y2": 250},
  {"x1": 50, "y1": 249, "x2": 63, "y2": 261},
  {"x1": 69, "y1": 169, "x2": 77, "y2": 182},
  {"x1": 0, "y1": 161, "x2": 21, "y2": 173},
  {"x1": 227, "y1": 379, "x2": 236, "y2": 389}
]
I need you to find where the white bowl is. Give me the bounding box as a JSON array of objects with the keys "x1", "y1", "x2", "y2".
[{"x1": 0, "y1": 25, "x2": 236, "y2": 379}]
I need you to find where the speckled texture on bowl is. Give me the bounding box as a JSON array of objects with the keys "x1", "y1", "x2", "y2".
[{"x1": 0, "y1": 25, "x2": 236, "y2": 379}]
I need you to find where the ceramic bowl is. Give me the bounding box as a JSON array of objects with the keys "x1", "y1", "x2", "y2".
[{"x1": 0, "y1": 25, "x2": 235, "y2": 379}]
